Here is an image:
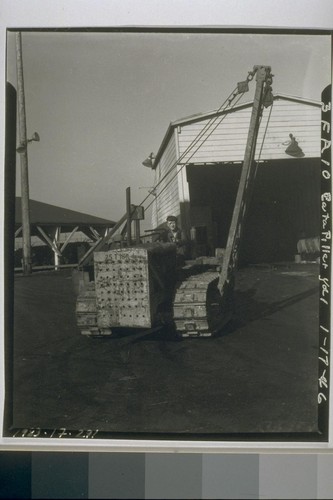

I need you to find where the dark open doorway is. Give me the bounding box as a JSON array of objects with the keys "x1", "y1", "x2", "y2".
[{"x1": 187, "y1": 158, "x2": 320, "y2": 263}]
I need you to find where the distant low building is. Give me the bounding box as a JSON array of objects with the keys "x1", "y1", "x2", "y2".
[{"x1": 14, "y1": 198, "x2": 116, "y2": 269}]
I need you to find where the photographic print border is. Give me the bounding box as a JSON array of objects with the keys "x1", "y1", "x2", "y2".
[{"x1": 1, "y1": 1, "x2": 333, "y2": 453}]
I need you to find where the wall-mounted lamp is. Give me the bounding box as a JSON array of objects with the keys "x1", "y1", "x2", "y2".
[
  {"x1": 284, "y1": 133, "x2": 304, "y2": 158},
  {"x1": 16, "y1": 131, "x2": 40, "y2": 153},
  {"x1": 142, "y1": 152, "x2": 155, "y2": 169}
]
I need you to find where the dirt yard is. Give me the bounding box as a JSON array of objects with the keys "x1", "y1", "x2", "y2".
[{"x1": 11, "y1": 263, "x2": 320, "y2": 438}]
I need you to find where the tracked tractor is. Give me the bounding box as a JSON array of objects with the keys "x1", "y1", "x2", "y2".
[{"x1": 76, "y1": 66, "x2": 274, "y2": 338}]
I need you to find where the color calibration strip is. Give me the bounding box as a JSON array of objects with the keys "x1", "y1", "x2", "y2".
[{"x1": 0, "y1": 452, "x2": 333, "y2": 499}]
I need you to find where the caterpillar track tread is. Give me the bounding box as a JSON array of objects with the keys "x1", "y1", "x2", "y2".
[
  {"x1": 173, "y1": 271, "x2": 232, "y2": 338},
  {"x1": 76, "y1": 282, "x2": 112, "y2": 337}
]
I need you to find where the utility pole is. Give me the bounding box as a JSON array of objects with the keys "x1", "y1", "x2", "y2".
[
  {"x1": 126, "y1": 187, "x2": 132, "y2": 247},
  {"x1": 16, "y1": 31, "x2": 31, "y2": 275}
]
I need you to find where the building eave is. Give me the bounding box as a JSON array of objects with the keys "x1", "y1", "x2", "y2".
[{"x1": 152, "y1": 94, "x2": 321, "y2": 168}]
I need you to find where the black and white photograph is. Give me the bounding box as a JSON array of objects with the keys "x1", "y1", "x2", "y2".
[{"x1": 4, "y1": 29, "x2": 332, "y2": 440}]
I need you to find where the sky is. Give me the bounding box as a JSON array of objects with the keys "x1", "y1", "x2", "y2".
[{"x1": 6, "y1": 31, "x2": 331, "y2": 226}]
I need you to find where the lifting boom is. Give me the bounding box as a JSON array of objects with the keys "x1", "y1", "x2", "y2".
[
  {"x1": 76, "y1": 65, "x2": 274, "y2": 338},
  {"x1": 218, "y1": 65, "x2": 273, "y2": 294}
]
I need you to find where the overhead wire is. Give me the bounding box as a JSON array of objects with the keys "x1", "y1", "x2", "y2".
[
  {"x1": 254, "y1": 99, "x2": 274, "y2": 177},
  {"x1": 149, "y1": 79, "x2": 274, "y2": 214},
  {"x1": 138, "y1": 84, "x2": 243, "y2": 209},
  {"x1": 82, "y1": 69, "x2": 271, "y2": 258},
  {"x1": 144, "y1": 90, "x2": 247, "y2": 212},
  {"x1": 140, "y1": 69, "x2": 260, "y2": 211}
]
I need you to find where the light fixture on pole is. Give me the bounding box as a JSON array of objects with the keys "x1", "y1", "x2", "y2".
[
  {"x1": 16, "y1": 131, "x2": 40, "y2": 154},
  {"x1": 16, "y1": 31, "x2": 40, "y2": 275}
]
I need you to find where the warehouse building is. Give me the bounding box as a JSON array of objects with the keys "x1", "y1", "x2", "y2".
[{"x1": 150, "y1": 94, "x2": 321, "y2": 263}]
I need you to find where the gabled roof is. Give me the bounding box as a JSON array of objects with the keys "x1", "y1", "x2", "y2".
[
  {"x1": 172, "y1": 94, "x2": 320, "y2": 126},
  {"x1": 15, "y1": 198, "x2": 115, "y2": 227},
  {"x1": 152, "y1": 94, "x2": 321, "y2": 168}
]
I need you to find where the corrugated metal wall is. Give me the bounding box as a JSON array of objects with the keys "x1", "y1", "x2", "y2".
[{"x1": 177, "y1": 98, "x2": 320, "y2": 163}]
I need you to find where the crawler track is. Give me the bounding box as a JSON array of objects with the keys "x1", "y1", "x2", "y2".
[
  {"x1": 76, "y1": 282, "x2": 112, "y2": 337},
  {"x1": 76, "y1": 272, "x2": 232, "y2": 338},
  {"x1": 173, "y1": 271, "x2": 232, "y2": 338}
]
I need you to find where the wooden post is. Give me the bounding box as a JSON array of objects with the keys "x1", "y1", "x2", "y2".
[
  {"x1": 135, "y1": 219, "x2": 141, "y2": 244},
  {"x1": 16, "y1": 32, "x2": 31, "y2": 275},
  {"x1": 218, "y1": 66, "x2": 272, "y2": 294},
  {"x1": 126, "y1": 187, "x2": 132, "y2": 247},
  {"x1": 53, "y1": 227, "x2": 60, "y2": 270}
]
